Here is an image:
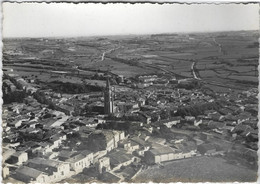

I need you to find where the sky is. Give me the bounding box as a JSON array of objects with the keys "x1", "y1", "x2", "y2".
[{"x1": 2, "y1": 3, "x2": 259, "y2": 38}]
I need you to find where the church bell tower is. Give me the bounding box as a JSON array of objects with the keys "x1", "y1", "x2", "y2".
[{"x1": 104, "y1": 77, "x2": 114, "y2": 115}]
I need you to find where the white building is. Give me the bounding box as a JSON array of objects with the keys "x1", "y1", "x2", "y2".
[{"x1": 65, "y1": 151, "x2": 94, "y2": 173}]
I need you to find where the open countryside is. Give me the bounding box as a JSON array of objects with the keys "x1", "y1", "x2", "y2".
[{"x1": 2, "y1": 30, "x2": 258, "y2": 183}]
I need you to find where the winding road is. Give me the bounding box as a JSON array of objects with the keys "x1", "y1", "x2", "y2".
[
  {"x1": 213, "y1": 37, "x2": 223, "y2": 54},
  {"x1": 190, "y1": 37, "x2": 222, "y2": 80},
  {"x1": 101, "y1": 46, "x2": 121, "y2": 61},
  {"x1": 191, "y1": 61, "x2": 200, "y2": 80}
]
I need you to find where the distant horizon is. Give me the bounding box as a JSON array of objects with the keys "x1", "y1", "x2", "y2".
[
  {"x1": 3, "y1": 29, "x2": 259, "y2": 39},
  {"x1": 3, "y1": 3, "x2": 259, "y2": 38}
]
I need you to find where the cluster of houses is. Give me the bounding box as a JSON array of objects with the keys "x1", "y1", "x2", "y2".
[
  {"x1": 3, "y1": 122, "x2": 131, "y2": 183},
  {"x1": 2, "y1": 66, "x2": 258, "y2": 183},
  {"x1": 3, "y1": 71, "x2": 39, "y2": 95},
  {"x1": 134, "y1": 74, "x2": 175, "y2": 88}
]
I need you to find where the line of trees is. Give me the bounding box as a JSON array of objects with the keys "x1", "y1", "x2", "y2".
[
  {"x1": 3, "y1": 90, "x2": 27, "y2": 104},
  {"x1": 175, "y1": 100, "x2": 228, "y2": 117},
  {"x1": 48, "y1": 81, "x2": 103, "y2": 94}
]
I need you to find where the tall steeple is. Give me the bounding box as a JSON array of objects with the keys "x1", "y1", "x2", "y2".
[{"x1": 104, "y1": 77, "x2": 114, "y2": 115}]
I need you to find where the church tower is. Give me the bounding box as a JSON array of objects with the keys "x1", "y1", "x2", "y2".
[{"x1": 104, "y1": 77, "x2": 114, "y2": 115}]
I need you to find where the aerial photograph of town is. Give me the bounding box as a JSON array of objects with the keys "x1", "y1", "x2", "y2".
[{"x1": 2, "y1": 2, "x2": 259, "y2": 183}]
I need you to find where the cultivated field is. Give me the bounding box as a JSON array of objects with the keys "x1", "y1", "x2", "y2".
[
  {"x1": 3, "y1": 30, "x2": 259, "y2": 92},
  {"x1": 134, "y1": 156, "x2": 257, "y2": 183}
]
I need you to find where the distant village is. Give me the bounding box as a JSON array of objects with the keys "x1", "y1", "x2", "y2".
[{"x1": 2, "y1": 64, "x2": 258, "y2": 183}]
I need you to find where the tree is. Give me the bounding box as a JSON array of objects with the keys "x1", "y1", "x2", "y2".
[{"x1": 160, "y1": 109, "x2": 171, "y2": 120}]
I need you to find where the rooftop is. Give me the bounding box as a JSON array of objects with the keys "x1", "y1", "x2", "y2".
[
  {"x1": 149, "y1": 145, "x2": 177, "y2": 155},
  {"x1": 108, "y1": 148, "x2": 134, "y2": 166},
  {"x1": 65, "y1": 153, "x2": 86, "y2": 163},
  {"x1": 16, "y1": 166, "x2": 46, "y2": 179},
  {"x1": 28, "y1": 158, "x2": 65, "y2": 168}
]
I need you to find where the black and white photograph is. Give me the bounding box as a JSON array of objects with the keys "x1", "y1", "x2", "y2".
[{"x1": 1, "y1": 2, "x2": 259, "y2": 183}]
